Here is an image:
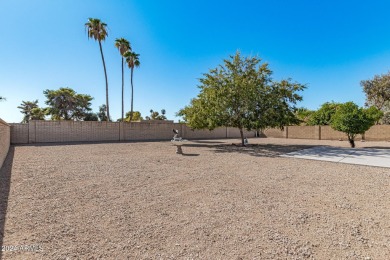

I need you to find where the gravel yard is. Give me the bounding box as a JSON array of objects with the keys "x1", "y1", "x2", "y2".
[{"x1": 1, "y1": 138, "x2": 390, "y2": 259}]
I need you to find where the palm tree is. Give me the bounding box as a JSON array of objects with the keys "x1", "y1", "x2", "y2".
[
  {"x1": 124, "y1": 51, "x2": 140, "y2": 122},
  {"x1": 114, "y1": 38, "x2": 131, "y2": 121},
  {"x1": 85, "y1": 18, "x2": 110, "y2": 121},
  {"x1": 17, "y1": 100, "x2": 39, "y2": 123}
]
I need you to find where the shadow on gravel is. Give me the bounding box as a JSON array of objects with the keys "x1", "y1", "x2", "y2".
[
  {"x1": 17, "y1": 139, "x2": 227, "y2": 147},
  {"x1": 15, "y1": 140, "x2": 170, "y2": 147},
  {"x1": 0, "y1": 146, "x2": 15, "y2": 259},
  {"x1": 364, "y1": 146, "x2": 390, "y2": 150},
  {"x1": 185, "y1": 143, "x2": 316, "y2": 158},
  {"x1": 181, "y1": 153, "x2": 200, "y2": 156}
]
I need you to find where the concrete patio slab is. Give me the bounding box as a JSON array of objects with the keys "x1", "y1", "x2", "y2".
[{"x1": 281, "y1": 146, "x2": 390, "y2": 168}]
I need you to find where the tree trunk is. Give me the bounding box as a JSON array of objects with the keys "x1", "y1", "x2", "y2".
[
  {"x1": 121, "y1": 58, "x2": 124, "y2": 121},
  {"x1": 99, "y1": 40, "x2": 109, "y2": 121},
  {"x1": 348, "y1": 135, "x2": 355, "y2": 148},
  {"x1": 129, "y1": 67, "x2": 134, "y2": 122},
  {"x1": 239, "y1": 127, "x2": 245, "y2": 146}
]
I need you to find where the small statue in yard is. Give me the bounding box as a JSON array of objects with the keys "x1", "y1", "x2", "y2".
[
  {"x1": 171, "y1": 129, "x2": 186, "y2": 154},
  {"x1": 172, "y1": 129, "x2": 182, "y2": 141}
]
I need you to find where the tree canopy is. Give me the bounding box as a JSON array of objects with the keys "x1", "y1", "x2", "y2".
[
  {"x1": 178, "y1": 52, "x2": 305, "y2": 145},
  {"x1": 306, "y1": 102, "x2": 340, "y2": 126},
  {"x1": 44, "y1": 87, "x2": 93, "y2": 120},
  {"x1": 124, "y1": 111, "x2": 143, "y2": 121},
  {"x1": 330, "y1": 102, "x2": 380, "y2": 147},
  {"x1": 146, "y1": 109, "x2": 167, "y2": 120},
  {"x1": 295, "y1": 107, "x2": 315, "y2": 125},
  {"x1": 97, "y1": 104, "x2": 109, "y2": 121},
  {"x1": 361, "y1": 72, "x2": 390, "y2": 111},
  {"x1": 17, "y1": 100, "x2": 44, "y2": 123}
]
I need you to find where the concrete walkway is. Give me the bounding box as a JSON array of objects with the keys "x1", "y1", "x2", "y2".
[{"x1": 281, "y1": 146, "x2": 390, "y2": 168}]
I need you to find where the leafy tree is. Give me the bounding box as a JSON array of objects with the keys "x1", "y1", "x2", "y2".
[
  {"x1": 307, "y1": 102, "x2": 340, "y2": 126},
  {"x1": 115, "y1": 38, "x2": 131, "y2": 121},
  {"x1": 124, "y1": 111, "x2": 143, "y2": 121},
  {"x1": 44, "y1": 87, "x2": 93, "y2": 120},
  {"x1": 178, "y1": 52, "x2": 305, "y2": 145},
  {"x1": 84, "y1": 112, "x2": 99, "y2": 121},
  {"x1": 85, "y1": 18, "x2": 110, "y2": 121},
  {"x1": 361, "y1": 72, "x2": 390, "y2": 111},
  {"x1": 365, "y1": 106, "x2": 384, "y2": 124},
  {"x1": 98, "y1": 104, "x2": 109, "y2": 121},
  {"x1": 295, "y1": 107, "x2": 315, "y2": 125},
  {"x1": 30, "y1": 107, "x2": 46, "y2": 120},
  {"x1": 18, "y1": 100, "x2": 40, "y2": 122},
  {"x1": 124, "y1": 51, "x2": 140, "y2": 122},
  {"x1": 382, "y1": 112, "x2": 390, "y2": 125},
  {"x1": 330, "y1": 102, "x2": 377, "y2": 148}
]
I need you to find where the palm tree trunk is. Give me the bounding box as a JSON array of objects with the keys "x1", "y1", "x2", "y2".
[
  {"x1": 98, "y1": 40, "x2": 110, "y2": 121},
  {"x1": 121, "y1": 58, "x2": 124, "y2": 121},
  {"x1": 130, "y1": 67, "x2": 134, "y2": 122}
]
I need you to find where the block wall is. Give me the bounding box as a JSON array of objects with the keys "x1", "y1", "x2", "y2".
[
  {"x1": 365, "y1": 125, "x2": 390, "y2": 141},
  {"x1": 0, "y1": 119, "x2": 10, "y2": 169},
  {"x1": 262, "y1": 128, "x2": 286, "y2": 138},
  {"x1": 9, "y1": 123, "x2": 28, "y2": 144},
  {"x1": 287, "y1": 126, "x2": 318, "y2": 139},
  {"x1": 9, "y1": 121, "x2": 390, "y2": 144}
]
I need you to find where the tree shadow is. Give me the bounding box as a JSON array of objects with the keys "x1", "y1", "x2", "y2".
[
  {"x1": 0, "y1": 146, "x2": 15, "y2": 259},
  {"x1": 363, "y1": 146, "x2": 390, "y2": 150},
  {"x1": 181, "y1": 153, "x2": 200, "y2": 156},
  {"x1": 185, "y1": 143, "x2": 316, "y2": 158},
  {"x1": 189, "y1": 140, "x2": 226, "y2": 144}
]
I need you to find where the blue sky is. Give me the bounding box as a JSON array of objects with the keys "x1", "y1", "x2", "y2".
[{"x1": 1, "y1": 0, "x2": 390, "y2": 123}]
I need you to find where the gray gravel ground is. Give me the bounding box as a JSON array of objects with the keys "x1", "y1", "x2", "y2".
[{"x1": 1, "y1": 138, "x2": 390, "y2": 259}]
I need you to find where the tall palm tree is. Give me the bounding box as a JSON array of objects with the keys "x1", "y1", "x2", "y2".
[
  {"x1": 114, "y1": 38, "x2": 131, "y2": 121},
  {"x1": 124, "y1": 51, "x2": 140, "y2": 122},
  {"x1": 85, "y1": 18, "x2": 110, "y2": 121}
]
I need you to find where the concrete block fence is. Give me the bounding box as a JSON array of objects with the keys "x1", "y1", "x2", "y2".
[
  {"x1": 9, "y1": 120, "x2": 256, "y2": 144},
  {"x1": 6, "y1": 120, "x2": 390, "y2": 145}
]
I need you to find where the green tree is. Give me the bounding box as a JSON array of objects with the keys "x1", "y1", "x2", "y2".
[
  {"x1": 17, "y1": 100, "x2": 40, "y2": 123},
  {"x1": 330, "y1": 102, "x2": 377, "y2": 148},
  {"x1": 85, "y1": 18, "x2": 110, "y2": 121},
  {"x1": 124, "y1": 111, "x2": 143, "y2": 121},
  {"x1": 97, "y1": 104, "x2": 109, "y2": 121},
  {"x1": 44, "y1": 87, "x2": 93, "y2": 120},
  {"x1": 124, "y1": 51, "x2": 140, "y2": 122},
  {"x1": 295, "y1": 107, "x2": 315, "y2": 125},
  {"x1": 115, "y1": 38, "x2": 131, "y2": 121},
  {"x1": 361, "y1": 72, "x2": 390, "y2": 111},
  {"x1": 178, "y1": 52, "x2": 305, "y2": 145},
  {"x1": 307, "y1": 102, "x2": 340, "y2": 126},
  {"x1": 30, "y1": 107, "x2": 46, "y2": 120},
  {"x1": 365, "y1": 106, "x2": 384, "y2": 124},
  {"x1": 84, "y1": 112, "x2": 99, "y2": 121}
]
